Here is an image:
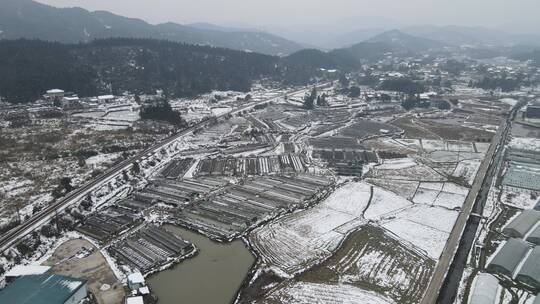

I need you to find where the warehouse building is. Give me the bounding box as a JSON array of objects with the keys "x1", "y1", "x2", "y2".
[
  {"x1": 502, "y1": 210, "x2": 540, "y2": 238},
  {"x1": 486, "y1": 238, "x2": 530, "y2": 277},
  {"x1": 4, "y1": 265, "x2": 51, "y2": 283},
  {"x1": 0, "y1": 273, "x2": 87, "y2": 304},
  {"x1": 468, "y1": 273, "x2": 501, "y2": 304},
  {"x1": 516, "y1": 247, "x2": 540, "y2": 289}
]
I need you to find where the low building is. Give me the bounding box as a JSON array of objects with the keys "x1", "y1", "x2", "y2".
[
  {"x1": 127, "y1": 272, "x2": 145, "y2": 291},
  {"x1": 4, "y1": 265, "x2": 51, "y2": 283},
  {"x1": 98, "y1": 95, "x2": 115, "y2": 103},
  {"x1": 0, "y1": 273, "x2": 87, "y2": 304},
  {"x1": 526, "y1": 102, "x2": 540, "y2": 119},
  {"x1": 516, "y1": 247, "x2": 540, "y2": 289},
  {"x1": 45, "y1": 89, "x2": 65, "y2": 100},
  {"x1": 126, "y1": 296, "x2": 144, "y2": 304},
  {"x1": 502, "y1": 210, "x2": 540, "y2": 238},
  {"x1": 468, "y1": 273, "x2": 501, "y2": 304},
  {"x1": 486, "y1": 238, "x2": 530, "y2": 277}
]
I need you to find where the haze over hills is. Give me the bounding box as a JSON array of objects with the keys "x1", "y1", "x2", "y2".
[{"x1": 0, "y1": 0, "x2": 305, "y2": 56}]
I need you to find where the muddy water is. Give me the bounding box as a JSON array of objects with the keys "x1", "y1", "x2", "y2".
[{"x1": 147, "y1": 225, "x2": 255, "y2": 304}]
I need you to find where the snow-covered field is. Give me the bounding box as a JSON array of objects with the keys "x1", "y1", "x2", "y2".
[
  {"x1": 261, "y1": 282, "x2": 396, "y2": 304},
  {"x1": 250, "y1": 182, "x2": 371, "y2": 275}
]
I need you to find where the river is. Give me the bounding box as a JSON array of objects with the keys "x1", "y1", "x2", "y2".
[{"x1": 148, "y1": 225, "x2": 255, "y2": 304}]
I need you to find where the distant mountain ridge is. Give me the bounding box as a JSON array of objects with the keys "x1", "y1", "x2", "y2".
[
  {"x1": 0, "y1": 0, "x2": 304, "y2": 56},
  {"x1": 365, "y1": 30, "x2": 448, "y2": 52}
]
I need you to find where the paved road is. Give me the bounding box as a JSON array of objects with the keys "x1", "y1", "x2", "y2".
[
  {"x1": 0, "y1": 84, "x2": 324, "y2": 253},
  {"x1": 420, "y1": 111, "x2": 515, "y2": 304}
]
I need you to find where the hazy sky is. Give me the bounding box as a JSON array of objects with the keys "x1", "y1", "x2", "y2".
[{"x1": 37, "y1": 0, "x2": 539, "y2": 32}]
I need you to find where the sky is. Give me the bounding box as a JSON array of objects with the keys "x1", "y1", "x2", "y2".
[{"x1": 37, "y1": 0, "x2": 540, "y2": 33}]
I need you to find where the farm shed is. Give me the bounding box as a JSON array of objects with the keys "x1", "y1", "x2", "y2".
[
  {"x1": 486, "y1": 238, "x2": 530, "y2": 277},
  {"x1": 502, "y1": 210, "x2": 540, "y2": 238},
  {"x1": 516, "y1": 247, "x2": 540, "y2": 289}
]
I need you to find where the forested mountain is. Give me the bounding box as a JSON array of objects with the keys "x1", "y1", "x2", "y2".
[
  {"x1": 365, "y1": 30, "x2": 447, "y2": 52},
  {"x1": 0, "y1": 0, "x2": 304, "y2": 56},
  {"x1": 0, "y1": 39, "x2": 354, "y2": 103}
]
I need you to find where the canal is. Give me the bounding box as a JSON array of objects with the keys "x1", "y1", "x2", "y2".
[{"x1": 148, "y1": 225, "x2": 255, "y2": 304}]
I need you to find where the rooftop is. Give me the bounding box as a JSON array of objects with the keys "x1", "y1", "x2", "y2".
[
  {"x1": 126, "y1": 296, "x2": 144, "y2": 304},
  {"x1": 5, "y1": 265, "x2": 51, "y2": 277},
  {"x1": 0, "y1": 273, "x2": 86, "y2": 304}
]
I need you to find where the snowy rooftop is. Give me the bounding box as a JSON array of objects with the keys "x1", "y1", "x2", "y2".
[
  {"x1": 126, "y1": 296, "x2": 145, "y2": 304},
  {"x1": 46, "y1": 89, "x2": 64, "y2": 94},
  {"x1": 128, "y1": 272, "x2": 145, "y2": 284},
  {"x1": 5, "y1": 265, "x2": 51, "y2": 277}
]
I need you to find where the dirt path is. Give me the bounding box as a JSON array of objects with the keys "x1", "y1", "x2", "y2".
[{"x1": 43, "y1": 238, "x2": 125, "y2": 304}]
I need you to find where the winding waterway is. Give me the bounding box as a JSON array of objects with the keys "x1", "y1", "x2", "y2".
[{"x1": 148, "y1": 225, "x2": 255, "y2": 304}]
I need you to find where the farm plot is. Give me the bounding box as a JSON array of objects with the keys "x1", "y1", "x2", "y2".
[
  {"x1": 381, "y1": 212, "x2": 456, "y2": 260},
  {"x1": 452, "y1": 160, "x2": 482, "y2": 186},
  {"x1": 364, "y1": 179, "x2": 419, "y2": 200},
  {"x1": 340, "y1": 120, "x2": 403, "y2": 139},
  {"x1": 297, "y1": 225, "x2": 436, "y2": 304},
  {"x1": 249, "y1": 182, "x2": 372, "y2": 275},
  {"x1": 177, "y1": 174, "x2": 333, "y2": 240},
  {"x1": 259, "y1": 281, "x2": 395, "y2": 304},
  {"x1": 110, "y1": 225, "x2": 194, "y2": 274},
  {"x1": 367, "y1": 159, "x2": 446, "y2": 182},
  {"x1": 412, "y1": 182, "x2": 468, "y2": 209}
]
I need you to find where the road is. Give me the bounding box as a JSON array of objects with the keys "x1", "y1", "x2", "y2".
[
  {"x1": 0, "y1": 84, "x2": 324, "y2": 253},
  {"x1": 420, "y1": 107, "x2": 517, "y2": 304}
]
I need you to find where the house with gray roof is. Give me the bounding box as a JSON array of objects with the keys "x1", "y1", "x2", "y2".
[
  {"x1": 502, "y1": 210, "x2": 540, "y2": 238},
  {"x1": 526, "y1": 224, "x2": 540, "y2": 246},
  {"x1": 486, "y1": 238, "x2": 531, "y2": 277}
]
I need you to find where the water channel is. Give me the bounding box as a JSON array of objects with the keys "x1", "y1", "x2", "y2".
[{"x1": 148, "y1": 225, "x2": 255, "y2": 304}]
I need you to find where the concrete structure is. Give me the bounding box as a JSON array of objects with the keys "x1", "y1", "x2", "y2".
[
  {"x1": 468, "y1": 273, "x2": 500, "y2": 304},
  {"x1": 4, "y1": 265, "x2": 51, "y2": 283},
  {"x1": 486, "y1": 238, "x2": 530, "y2": 277},
  {"x1": 0, "y1": 273, "x2": 87, "y2": 304},
  {"x1": 516, "y1": 247, "x2": 540, "y2": 289},
  {"x1": 502, "y1": 210, "x2": 540, "y2": 238}
]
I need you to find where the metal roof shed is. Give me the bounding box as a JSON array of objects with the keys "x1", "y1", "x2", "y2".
[
  {"x1": 486, "y1": 238, "x2": 530, "y2": 277},
  {"x1": 468, "y1": 273, "x2": 500, "y2": 304},
  {"x1": 516, "y1": 247, "x2": 540, "y2": 289},
  {"x1": 0, "y1": 273, "x2": 87, "y2": 304},
  {"x1": 502, "y1": 210, "x2": 540, "y2": 238},
  {"x1": 526, "y1": 224, "x2": 540, "y2": 245}
]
